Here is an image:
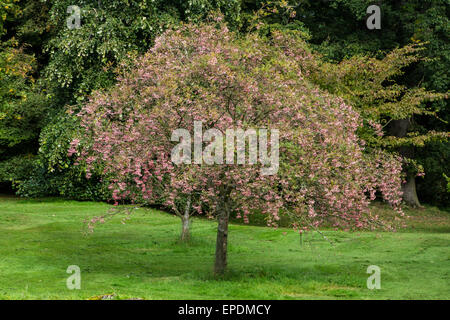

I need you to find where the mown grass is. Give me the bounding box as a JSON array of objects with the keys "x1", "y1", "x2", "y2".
[{"x1": 0, "y1": 196, "x2": 448, "y2": 300}]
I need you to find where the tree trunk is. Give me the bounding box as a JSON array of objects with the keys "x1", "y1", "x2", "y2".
[
  {"x1": 402, "y1": 171, "x2": 421, "y2": 208},
  {"x1": 180, "y1": 213, "x2": 190, "y2": 242},
  {"x1": 214, "y1": 207, "x2": 230, "y2": 275},
  {"x1": 388, "y1": 119, "x2": 422, "y2": 207},
  {"x1": 180, "y1": 196, "x2": 191, "y2": 242}
]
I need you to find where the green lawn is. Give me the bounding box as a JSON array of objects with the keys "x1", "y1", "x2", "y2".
[{"x1": 0, "y1": 196, "x2": 448, "y2": 300}]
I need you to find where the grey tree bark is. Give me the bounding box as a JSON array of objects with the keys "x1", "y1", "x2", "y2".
[
  {"x1": 180, "y1": 195, "x2": 191, "y2": 242},
  {"x1": 214, "y1": 196, "x2": 231, "y2": 275},
  {"x1": 402, "y1": 171, "x2": 421, "y2": 208},
  {"x1": 388, "y1": 119, "x2": 422, "y2": 207}
]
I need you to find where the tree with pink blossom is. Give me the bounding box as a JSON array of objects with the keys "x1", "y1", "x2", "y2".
[{"x1": 71, "y1": 16, "x2": 403, "y2": 275}]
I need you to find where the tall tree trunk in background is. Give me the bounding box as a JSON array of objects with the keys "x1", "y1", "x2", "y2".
[
  {"x1": 214, "y1": 197, "x2": 230, "y2": 275},
  {"x1": 388, "y1": 119, "x2": 421, "y2": 207},
  {"x1": 402, "y1": 171, "x2": 421, "y2": 208}
]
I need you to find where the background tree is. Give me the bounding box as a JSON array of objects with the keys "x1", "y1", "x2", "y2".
[
  {"x1": 240, "y1": 0, "x2": 449, "y2": 207},
  {"x1": 297, "y1": 0, "x2": 450, "y2": 207},
  {"x1": 310, "y1": 43, "x2": 448, "y2": 207},
  {"x1": 0, "y1": 0, "x2": 47, "y2": 192},
  {"x1": 1, "y1": 0, "x2": 242, "y2": 198}
]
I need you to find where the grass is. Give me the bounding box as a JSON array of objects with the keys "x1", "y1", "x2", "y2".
[{"x1": 0, "y1": 195, "x2": 449, "y2": 300}]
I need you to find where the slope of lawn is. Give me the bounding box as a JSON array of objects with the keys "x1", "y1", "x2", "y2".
[{"x1": 0, "y1": 196, "x2": 448, "y2": 300}]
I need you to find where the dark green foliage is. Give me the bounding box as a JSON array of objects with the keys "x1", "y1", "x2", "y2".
[
  {"x1": 0, "y1": 40, "x2": 47, "y2": 189},
  {"x1": 43, "y1": 0, "x2": 177, "y2": 103},
  {"x1": 43, "y1": 0, "x2": 242, "y2": 104},
  {"x1": 1, "y1": 0, "x2": 243, "y2": 198},
  {"x1": 0, "y1": 43, "x2": 46, "y2": 157},
  {"x1": 416, "y1": 141, "x2": 450, "y2": 207},
  {"x1": 17, "y1": 109, "x2": 110, "y2": 200},
  {"x1": 0, "y1": 1, "x2": 50, "y2": 190},
  {"x1": 279, "y1": 0, "x2": 450, "y2": 206},
  {"x1": 0, "y1": 154, "x2": 35, "y2": 189}
]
